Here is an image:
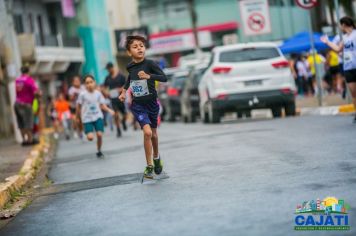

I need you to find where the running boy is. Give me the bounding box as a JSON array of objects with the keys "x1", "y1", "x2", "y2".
[
  {"x1": 119, "y1": 35, "x2": 167, "y2": 179},
  {"x1": 77, "y1": 75, "x2": 115, "y2": 158}
]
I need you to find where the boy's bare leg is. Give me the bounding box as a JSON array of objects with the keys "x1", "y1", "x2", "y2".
[
  {"x1": 97, "y1": 132, "x2": 103, "y2": 151},
  {"x1": 151, "y1": 128, "x2": 159, "y2": 158},
  {"x1": 114, "y1": 111, "x2": 120, "y2": 129},
  {"x1": 87, "y1": 133, "x2": 94, "y2": 141},
  {"x1": 143, "y1": 124, "x2": 153, "y2": 166},
  {"x1": 347, "y1": 83, "x2": 356, "y2": 109}
]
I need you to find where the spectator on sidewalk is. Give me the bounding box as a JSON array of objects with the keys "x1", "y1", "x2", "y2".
[
  {"x1": 326, "y1": 49, "x2": 344, "y2": 95},
  {"x1": 295, "y1": 55, "x2": 309, "y2": 95},
  {"x1": 14, "y1": 66, "x2": 39, "y2": 146},
  {"x1": 307, "y1": 51, "x2": 326, "y2": 95}
]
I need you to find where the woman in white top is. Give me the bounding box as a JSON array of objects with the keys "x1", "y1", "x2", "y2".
[{"x1": 321, "y1": 16, "x2": 356, "y2": 123}]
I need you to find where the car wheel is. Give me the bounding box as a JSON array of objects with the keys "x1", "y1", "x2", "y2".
[
  {"x1": 285, "y1": 102, "x2": 296, "y2": 116},
  {"x1": 190, "y1": 114, "x2": 197, "y2": 123},
  {"x1": 201, "y1": 107, "x2": 209, "y2": 123},
  {"x1": 208, "y1": 102, "x2": 221, "y2": 123},
  {"x1": 166, "y1": 105, "x2": 176, "y2": 122},
  {"x1": 245, "y1": 110, "x2": 252, "y2": 118},
  {"x1": 183, "y1": 115, "x2": 189, "y2": 123},
  {"x1": 271, "y1": 106, "x2": 282, "y2": 118}
]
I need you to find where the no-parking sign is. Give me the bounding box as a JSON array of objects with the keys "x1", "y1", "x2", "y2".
[
  {"x1": 295, "y1": 0, "x2": 318, "y2": 9},
  {"x1": 239, "y1": 0, "x2": 271, "y2": 36}
]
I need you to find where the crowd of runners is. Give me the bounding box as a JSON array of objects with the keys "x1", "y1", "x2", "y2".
[{"x1": 13, "y1": 16, "x2": 356, "y2": 180}]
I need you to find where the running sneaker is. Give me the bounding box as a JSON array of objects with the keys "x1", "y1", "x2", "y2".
[
  {"x1": 96, "y1": 151, "x2": 104, "y2": 158},
  {"x1": 353, "y1": 114, "x2": 356, "y2": 124},
  {"x1": 143, "y1": 165, "x2": 154, "y2": 179},
  {"x1": 117, "y1": 128, "x2": 122, "y2": 137},
  {"x1": 153, "y1": 157, "x2": 163, "y2": 175},
  {"x1": 122, "y1": 121, "x2": 127, "y2": 131}
]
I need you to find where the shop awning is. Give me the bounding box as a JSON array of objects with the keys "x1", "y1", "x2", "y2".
[
  {"x1": 149, "y1": 21, "x2": 239, "y2": 39},
  {"x1": 147, "y1": 21, "x2": 238, "y2": 55}
]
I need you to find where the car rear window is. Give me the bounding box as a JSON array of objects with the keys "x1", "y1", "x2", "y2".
[
  {"x1": 171, "y1": 76, "x2": 186, "y2": 88},
  {"x1": 219, "y1": 47, "x2": 280, "y2": 63}
]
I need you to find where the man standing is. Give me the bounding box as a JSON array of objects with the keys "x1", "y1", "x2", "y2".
[
  {"x1": 104, "y1": 62, "x2": 127, "y2": 137},
  {"x1": 14, "y1": 66, "x2": 39, "y2": 145}
]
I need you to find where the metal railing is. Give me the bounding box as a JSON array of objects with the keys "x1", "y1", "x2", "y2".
[{"x1": 34, "y1": 34, "x2": 80, "y2": 47}]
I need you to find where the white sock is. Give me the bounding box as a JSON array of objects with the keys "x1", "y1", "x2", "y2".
[{"x1": 153, "y1": 155, "x2": 159, "y2": 160}]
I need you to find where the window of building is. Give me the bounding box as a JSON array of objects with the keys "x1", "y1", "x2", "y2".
[
  {"x1": 164, "y1": 1, "x2": 188, "y2": 18},
  {"x1": 49, "y1": 16, "x2": 58, "y2": 35},
  {"x1": 270, "y1": 0, "x2": 296, "y2": 6},
  {"x1": 269, "y1": 0, "x2": 285, "y2": 6},
  {"x1": 13, "y1": 15, "x2": 24, "y2": 34},
  {"x1": 28, "y1": 14, "x2": 34, "y2": 33},
  {"x1": 139, "y1": 5, "x2": 158, "y2": 22}
]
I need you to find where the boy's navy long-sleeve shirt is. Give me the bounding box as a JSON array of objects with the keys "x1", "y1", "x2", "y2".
[{"x1": 124, "y1": 59, "x2": 167, "y2": 103}]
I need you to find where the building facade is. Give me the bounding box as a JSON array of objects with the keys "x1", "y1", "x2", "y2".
[{"x1": 138, "y1": 0, "x2": 311, "y2": 66}]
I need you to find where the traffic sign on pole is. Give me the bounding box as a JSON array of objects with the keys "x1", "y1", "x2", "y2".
[
  {"x1": 295, "y1": 0, "x2": 318, "y2": 10},
  {"x1": 239, "y1": 0, "x2": 271, "y2": 36}
]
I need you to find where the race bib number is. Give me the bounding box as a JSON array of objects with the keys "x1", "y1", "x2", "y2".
[
  {"x1": 109, "y1": 89, "x2": 119, "y2": 99},
  {"x1": 130, "y1": 80, "x2": 149, "y2": 97},
  {"x1": 88, "y1": 103, "x2": 98, "y2": 115},
  {"x1": 344, "y1": 51, "x2": 353, "y2": 63}
]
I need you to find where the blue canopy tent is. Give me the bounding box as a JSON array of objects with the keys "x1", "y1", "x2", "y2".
[{"x1": 279, "y1": 32, "x2": 332, "y2": 55}]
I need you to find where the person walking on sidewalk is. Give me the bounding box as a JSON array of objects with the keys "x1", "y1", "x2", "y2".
[
  {"x1": 104, "y1": 62, "x2": 127, "y2": 137},
  {"x1": 321, "y1": 16, "x2": 356, "y2": 123},
  {"x1": 77, "y1": 75, "x2": 115, "y2": 158},
  {"x1": 14, "y1": 66, "x2": 39, "y2": 146},
  {"x1": 119, "y1": 35, "x2": 167, "y2": 180}
]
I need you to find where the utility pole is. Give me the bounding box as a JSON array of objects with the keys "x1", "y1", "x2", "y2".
[{"x1": 187, "y1": 0, "x2": 201, "y2": 58}]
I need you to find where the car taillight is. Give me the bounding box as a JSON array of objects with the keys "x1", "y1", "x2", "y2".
[
  {"x1": 216, "y1": 93, "x2": 227, "y2": 100},
  {"x1": 167, "y1": 87, "x2": 179, "y2": 96},
  {"x1": 281, "y1": 88, "x2": 292, "y2": 94},
  {"x1": 212, "y1": 67, "x2": 232, "y2": 74},
  {"x1": 272, "y1": 61, "x2": 289, "y2": 69}
]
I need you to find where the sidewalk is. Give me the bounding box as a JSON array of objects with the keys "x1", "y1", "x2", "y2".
[
  {"x1": 296, "y1": 93, "x2": 348, "y2": 108},
  {"x1": 0, "y1": 130, "x2": 53, "y2": 210},
  {"x1": 296, "y1": 94, "x2": 355, "y2": 115},
  {"x1": 0, "y1": 139, "x2": 32, "y2": 183}
]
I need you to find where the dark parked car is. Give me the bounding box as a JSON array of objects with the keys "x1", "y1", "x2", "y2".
[
  {"x1": 180, "y1": 65, "x2": 207, "y2": 123},
  {"x1": 164, "y1": 70, "x2": 189, "y2": 121},
  {"x1": 159, "y1": 67, "x2": 184, "y2": 121}
]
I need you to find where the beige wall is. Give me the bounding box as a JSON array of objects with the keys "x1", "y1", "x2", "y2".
[{"x1": 106, "y1": 0, "x2": 140, "y2": 61}]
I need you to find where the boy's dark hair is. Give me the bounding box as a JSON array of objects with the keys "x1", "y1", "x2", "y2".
[
  {"x1": 125, "y1": 35, "x2": 147, "y2": 51},
  {"x1": 340, "y1": 16, "x2": 356, "y2": 29},
  {"x1": 21, "y1": 66, "x2": 29, "y2": 74},
  {"x1": 83, "y1": 74, "x2": 95, "y2": 83},
  {"x1": 72, "y1": 74, "x2": 82, "y2": 82}
]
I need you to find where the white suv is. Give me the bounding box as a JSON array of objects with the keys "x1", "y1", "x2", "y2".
[{"x1": 198, "y1": 42, "x2": 297, "y2": 123}]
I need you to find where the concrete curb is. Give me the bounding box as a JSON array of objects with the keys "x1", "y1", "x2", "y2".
[
  {"x1": 296, "y1": 104, "x2": 355, "y2": 116},
  {"x1": 339, "y1": 104, "x2": 355, "y2": 113},
  {"x1": 0, "y1": 129, "x2": 53, "y2": 209}
]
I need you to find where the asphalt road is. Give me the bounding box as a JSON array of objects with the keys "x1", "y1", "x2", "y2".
[{"x1": 1, "y1": 115, "x2": 355, "y2": 236}]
